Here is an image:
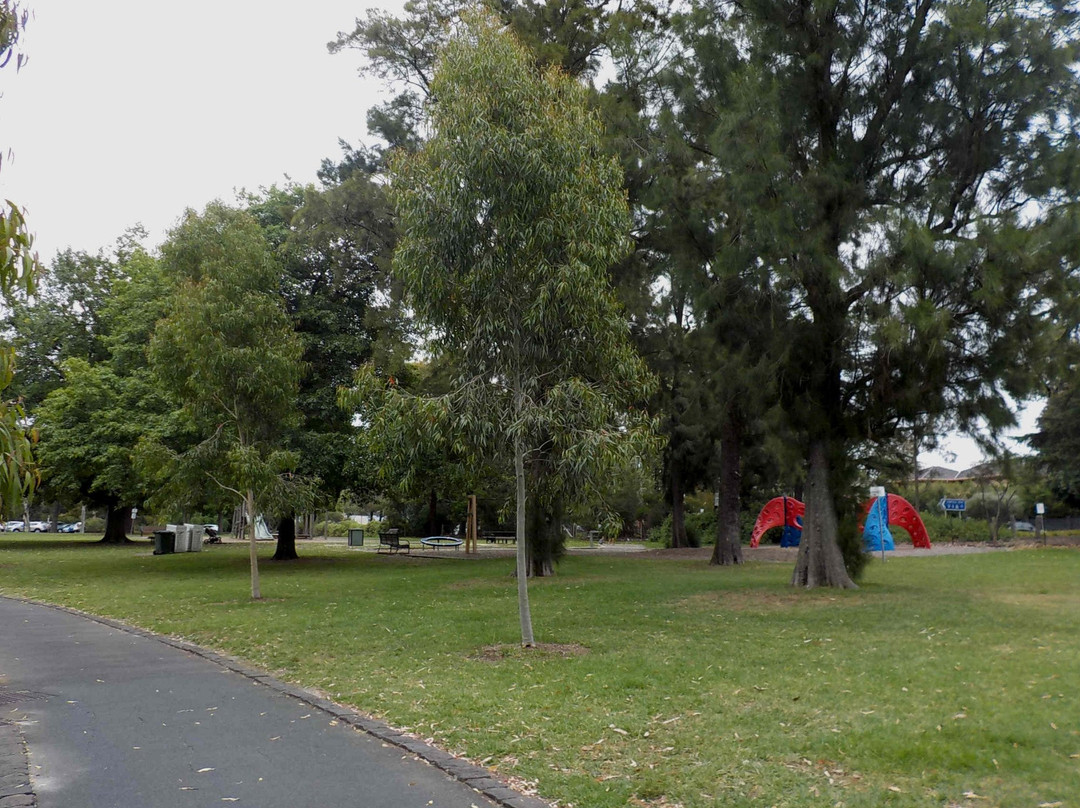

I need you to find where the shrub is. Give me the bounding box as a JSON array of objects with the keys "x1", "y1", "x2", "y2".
[
  {"x1": 919, "y1": 511, "x2": 994, "y2": 542},
  {"x1": 647, "y1": 510, "x2": 713, "y2": 548},
  {"x1": 312, "y1": 518, "x2": 366, "y2": 538},
  {"x1": 84, "y1": 516, "x2": 106, "y2": 532}
]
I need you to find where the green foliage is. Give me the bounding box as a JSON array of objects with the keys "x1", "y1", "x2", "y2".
[
  {"x1": 31, "y1": 243, "x2": 176, "y2": 530},
  {"x1": 919, "y1": 512, "x2": 994, "y2": 543},
  {"x1": 0, "y1": 1, "x2": 39, "y2": 517},
  {"x1": 311, "y1": 518, "x2": 366, "y2": 538},
  {"x1": 0, "y1": 0, "x2": 37, "y2": 300},
  {"x1": 36, "y1": 358, "x2": 157, "y2": 505},
  {"x1": 343, "y1": 11, "x2": 660, "y2": 597},
  {"x1": 1032, "y1": 382, "x2": 1080, "y2": 508},
  {"x1": 146, "y1": 203, "x2": 310, "y2": 520},
  {"x1": 240, "y1": 180, "x2": 396, "y2": 504},
  {"x1": 653, "y1": 0, "x2": 1080, "y2": 578},
  {"x1": 384, "y1": 9, "x2": 658, "y2": 509}
]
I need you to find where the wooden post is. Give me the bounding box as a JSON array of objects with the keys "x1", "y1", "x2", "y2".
[{"x1": 466, "y1": 495, "x2": 478, "y2": 553}]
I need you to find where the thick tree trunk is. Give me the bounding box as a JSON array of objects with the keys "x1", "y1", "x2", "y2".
[
  {"x1": 791, "y1": 441, "x2": 856, "y2": 588},
  {"x1": 670, "y1": 459, "x2": 688, "y2": 548},
  {"x1": 246, "y1": 490, "x2": 262, "y2": 599},
  {"x1": 514, "y1": 434, "x2": 535, "y2": 646},
  {"x1": 49, "y1": 500, "x2": 60, "y2": 533},
  {"x1": 99, "y1": 502, "x2": 132, "y2": 544},
  {"x1": 526, "y1": 491, "x2": 560, "y2": 578},
  {"x1": 272, "y1": 512, "x2": 298, "y2": 560},
  {"x1": 711, "y1": 420, "x2": 743, "y2": 566},
  {"x1": 427, "y1": 488, "x2": 438, "y2": 536}
]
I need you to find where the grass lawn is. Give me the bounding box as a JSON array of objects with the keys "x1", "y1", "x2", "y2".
[{"x1": 0, "y1": 536, "x2": 1077, "y2": 807}]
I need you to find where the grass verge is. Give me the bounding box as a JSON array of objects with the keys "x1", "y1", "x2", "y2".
[{"x1": 1, "y1": 536, "x2": 1077, "y2": 807}]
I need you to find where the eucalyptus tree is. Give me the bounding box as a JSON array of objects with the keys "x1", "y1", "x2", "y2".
[
  {"x1": 673, "y1": 0, "x2": 1080, "y2": 587},
  {"x1": 0, "y1": 1, "x2": 39, "y2": 513},
  {"x1": 148, "y1": 203, "x2": 307, "y2": 599},
  {"x1": 331, "y1": 0, "x2": 623, "y2": 162},
  {"x1": 383, "y1": 12, "x2": 655, "y2": 644}
]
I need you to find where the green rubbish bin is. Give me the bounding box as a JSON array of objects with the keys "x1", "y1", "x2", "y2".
[
  {"x1": 347, "y1": 528, "x2": 365, "y2": 547},
  {"x1": 153, "y1": 530, "x2": 175, "y2": 555}
]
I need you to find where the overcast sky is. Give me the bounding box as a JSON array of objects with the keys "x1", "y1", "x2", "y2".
[
  {"x1": 0, "y1": 0, "x2": 1041, "y2": 472},
  {"x1": 2, "y1": 0, "x2": 400, "y2": 259}
]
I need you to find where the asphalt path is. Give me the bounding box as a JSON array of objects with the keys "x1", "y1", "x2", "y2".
[{"x1": 0, "y1": 597, "x2": 514, "y2": 808}]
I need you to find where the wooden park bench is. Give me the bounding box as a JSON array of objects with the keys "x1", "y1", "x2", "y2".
[
  {"x1": 482, "y1": 530, "x2": 517, "y2": 544},
  {"x1": 377, "y1": 528, "x2": 410, "y2": 554}
]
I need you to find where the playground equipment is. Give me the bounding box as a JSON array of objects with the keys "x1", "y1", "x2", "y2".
[
  {"x1": 749, "y1": 496, "x2": 805, "y2": 548},
  {"x1": 859, "y1": 493, "x2": 931, "y2": 550},
  {"x1": 749, "y1": 492, "x2": 930, "y2": 550}
]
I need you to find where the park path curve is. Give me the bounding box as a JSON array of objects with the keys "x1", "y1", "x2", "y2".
[{"x1": 0, "y1": 596, "x2": 546, "y2": 808}]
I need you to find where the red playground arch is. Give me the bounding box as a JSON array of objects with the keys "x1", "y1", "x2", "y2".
[
  {"x1": 751, "y1": 492, "x2": 931, "y2": 549},
  {"x1": 858, "y1": 493, "x2": 931, "y2": 548},
  {"x1": 749, "y1": 496, "x2": 805, "y2": 548}
]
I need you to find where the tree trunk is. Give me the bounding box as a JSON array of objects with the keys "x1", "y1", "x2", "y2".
[
  {"x1": 791, "y1": 441, "x2": 856, "y2": 589},
  {"x1": 526, "y1": 490, "x2": 560, "y2": 578},
  {"x1": 670, "y1": 459, "x2": 688, "y2": 548},
  {"x1": 49, "y1": 500, "x2": 60, "y2": 533},
  {"x1": 427, "y1": 488, "x2": 438, "y2": 536},
  {"x1": 711, "y1": 419, "x2": 743, "y2": 566},
  {"x1": 514, "y1": 434, "x2": 535, "y2": 646},
  {"x1": 272, "y1": 512, "x2": 298, "y2": 560},
  {"x1": 247, "y1": 490, "x2": 262, "y2": 599},
  {"x1": 99, "y1": 502, "x2": 132, "y2": 544}
]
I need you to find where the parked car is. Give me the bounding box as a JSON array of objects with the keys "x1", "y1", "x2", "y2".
[
  {"x1": 5, "y1": 520, "x2": 24, "y2": 532},
  {"x1": 1013, "y1": 520, "x2": 1035, "y2": 532},
  {"x1": 58, "y1": 521, "x2": 82, "y2": 533}
]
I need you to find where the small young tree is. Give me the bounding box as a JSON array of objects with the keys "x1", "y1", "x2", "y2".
[
  {"x1": 149, "y1": 203, "x2": 305, "y2": 599},
  {"x1": 386, "y1": 11, "x2": 656, "y2": 645}
]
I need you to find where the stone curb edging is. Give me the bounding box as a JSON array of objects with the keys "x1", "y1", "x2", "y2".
[
  {"x1": 0, "y1": 719, "x2": 36, "y2": 808},
  {"x1": 0, "y1": 595, "x2": 550, "y2": 808}
]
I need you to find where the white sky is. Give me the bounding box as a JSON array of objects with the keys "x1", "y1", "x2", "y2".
[
  {"x1": 0, "y1": 1, "x2": 1042, "y2": 471},
  {"x1": 916, "y1": 402, "x2": 1042, "y2": 473},
  {"x1": 1, "y1": 0, "x2": 401, "y2": 259}
]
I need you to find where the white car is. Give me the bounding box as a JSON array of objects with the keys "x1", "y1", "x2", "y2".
[
  {"x1": 4, "y1": 520, "x2": 24, "y2": 532},
  {"x1": 28, "y1": 521, "x2": 49, "y2": 532}
]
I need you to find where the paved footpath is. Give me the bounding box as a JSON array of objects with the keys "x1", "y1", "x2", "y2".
[{"x1": 0, "y1": 597, "x2": 544, "y2": 808}]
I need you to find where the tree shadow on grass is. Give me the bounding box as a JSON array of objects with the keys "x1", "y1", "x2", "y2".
[{"x1": 0, "y1": 537, "x2": 154, "y2": 552}]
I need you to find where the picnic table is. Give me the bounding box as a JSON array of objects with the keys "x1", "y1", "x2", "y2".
[{"x1": 481, "y1": 530, "x2": 517, "y2": 544}]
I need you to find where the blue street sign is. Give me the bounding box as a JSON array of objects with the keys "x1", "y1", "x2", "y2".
[{"x1": 940, "y1": 498, "x2": 966, "y2": 512}]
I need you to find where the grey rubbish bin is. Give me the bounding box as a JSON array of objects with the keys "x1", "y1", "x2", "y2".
[
  {"x1": 347, "y1": 528, "x2": 365, "y2": 547},
  {"x1": 153, "y1": 530, "x2": 175, "y2": 555}
]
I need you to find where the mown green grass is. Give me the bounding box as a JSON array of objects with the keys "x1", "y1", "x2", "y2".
[{"x1": 1, "y1": 536, "x2": 1077, "y2": 807}]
